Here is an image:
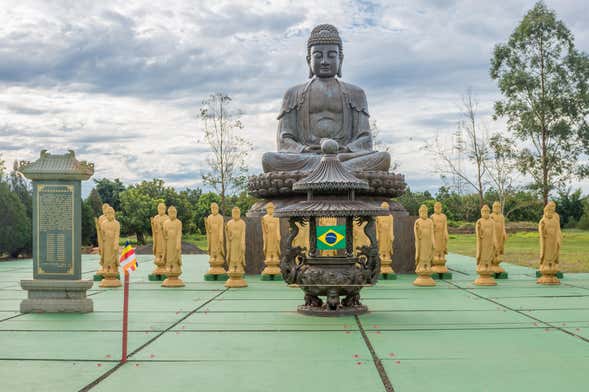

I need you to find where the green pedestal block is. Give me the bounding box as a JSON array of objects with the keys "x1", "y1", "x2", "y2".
[
  {"x1": 148, "y1": 274, "x2": 166, "y2": 281},
  {"x1": 93, "y1": 273, "x2": 120, "y2": 281},
  {"x1": 432, "y1": 272, "x2": 453, "y2": 280},
  {"x1": 260, "y1": 274, "x2": 283, "y2": 281},
  {"x1": 379, "y1": 273, "x2": 397, "y2": 280},
  {"x1": 535, "y1": 271, "x2": 563, "y2": 279},
  {"x1": 495, "y1": 272, "x2": 509, "y2": 279},
  {"x1": 204, "y1": 273, "x2": 229, "y2": 281}
]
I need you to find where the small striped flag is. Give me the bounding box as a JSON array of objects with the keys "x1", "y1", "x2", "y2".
[{"x1": 119, "y1": 241, "x2": 138, "y2": 272}]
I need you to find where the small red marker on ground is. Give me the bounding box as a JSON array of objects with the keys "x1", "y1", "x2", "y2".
[
  {"x1": 395, "y1": 360, "x2": 401, "y2": 364},
  {"x1": 353, "y1": 354, "x2": 359, "y2": 358},
  {"x1": 106, "y1": 355, "x2": 111, "y2": 358},
  {"x1": 345, "y1": 331, "x2": 351, "y2": 334},
  {"x1": 135, "y1": 363, "x2": 140, "y2": 367},
  {"x1": 97, "y1": 363, "x2": 102, "y2": 367},
  {"x1": 150, "y1": 354, "x2": 155, "y2": 358},
  {"x1": 356, "y1": 361, "x2": 362, "y2": 365},
  {"x1": 389, "y1": 353, "x2": 395, "y2": 357}
]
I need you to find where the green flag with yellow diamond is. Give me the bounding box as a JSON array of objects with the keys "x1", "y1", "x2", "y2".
[{"x1": 316, "y1": 225, "x2": 346, "y2": 250}]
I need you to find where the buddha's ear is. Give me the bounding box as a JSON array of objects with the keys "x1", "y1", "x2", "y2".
[
  {"x1": 306, "y1": 55, "x2": 313, "y2": 78},
  {"x1": 337, "y1": 55, "x2": 343, "y2": 77}
]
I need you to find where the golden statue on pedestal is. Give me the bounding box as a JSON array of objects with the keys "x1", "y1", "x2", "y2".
[
  {"x1": 490, "y1": 201, "x2": 508, "y2": 276},
  {"x1": 537, "y1": 202, "x2": 562, "y2": 285},
  {"x1": 474, "y1": 205, "x2": 497, "y2": 286},
  {"x1": 95, "y1": 203, "x2": 110, "y2": 277},
  {"x1": 205, "y1": 203, "x2": 227, "y2": 277},
  {"x1": 162, "y1": 206, "x2": 184, "y2": 287},
  {"x1": 292, "y1": 221, "x2": 310, "y2": 254},
  {"x1": 431, "y1": 202, "x2": 449, "y2": 274},
  {"x1": 150, "y1": 202, "x2": 168, "y2": 277},
  {"x1": 261, "y1": 202, "x2": 281, "y2": 276},
  {"x1": 99, "y1": 206, "x2": 122, "y2": 288},
  {"x1": 225, "y1": 207, "x2": 247, "y2": 288},
  {"x1": 376, "y1": 202, "x2": 395, "y2": 276},
  {"x1": 413, "y1": 205, "x2": 436, "y2": 286},
  {"x1": 353, "y1": 220, "x2": 370, "y2": 256}
]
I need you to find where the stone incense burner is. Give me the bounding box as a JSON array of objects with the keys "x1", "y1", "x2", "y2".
[{"x1": 275, "y1": 139, "x2": 388, "y2": 316}]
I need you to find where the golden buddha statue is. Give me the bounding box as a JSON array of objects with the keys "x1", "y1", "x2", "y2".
[
  {"x1": 490, "y1": 201, "x2": 508, "y2": 276},
  {"x1": 162, "y1": 206, "x2": 184, "y2": 287},
  {"x1": 537, "y1": 202, "x2": 562, "y2": 285},
  {"x1": 376, "y1": 202, "x2": 395, "y2": 276},
  {"x1": 431, "y1": 201, "x2": 449, "y2": 274},
  {"x1": 95, "y1": 202, "x2": 110, "y2": 276},
  {"x1": 150, "y1": 202, "x2": 169, "y2": 277},
  {"x1": 99, "y1": 206, "x2": 121, "y2": 288},
  {"x1": 261, "y1": 202, "x2": 281, "y2": 276},
  {"x1": 474, "y1": 205, "x2": 497, "y2": 286},
  {"x1": 413, "y1": 205, "x2": 436, "y2": 286},
  {"x1": 205, "y1": 202, "x2": 227, "y2": 277},
  {"x1": 225, "y1": 207, "x2": 247, "y2": 288}
]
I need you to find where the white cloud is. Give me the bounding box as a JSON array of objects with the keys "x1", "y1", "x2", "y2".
[{"x1": 0, "y1": 0, "x2": 588, "y2": 195}]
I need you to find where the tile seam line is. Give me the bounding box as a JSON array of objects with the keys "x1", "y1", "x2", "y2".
[
  {"x1": 355, "y1": 315, "x2": 395, "y2": 392},
  {"x1": 444, "y1": 280, "x2": 589, "y2": 344},
  {"x1": 78, "y1": 287, "x2": 229, "y2": 392}
]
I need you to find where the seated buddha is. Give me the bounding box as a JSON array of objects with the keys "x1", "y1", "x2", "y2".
[{"x1": 262, "y1": 24, "x2": 390, "y2": 173}]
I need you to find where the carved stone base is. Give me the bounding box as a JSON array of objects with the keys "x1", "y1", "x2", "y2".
[
  {"x1": 297, "y1": 304, "x2": 368, "y2": 317},
  {"x1": 537, "y1": 274, "x2": 560, "y2": 285},
  {"x1": 20, "y1": 280, "x2": 93, "y2": 313},
  {"x1": 225, "y1": 270, "x2": 248, "y2": 288},
  {"x1": 431, "y1": 264, "x2": 449, "y2": 274},
  {"x1": 492, "y1": 264, "x2": 506, "y2": 274},
  {"x1": 151, "y1": 266, "x2": 167, "y2": 276},
  {"x1": 474, "y1": 274, "x2": 497, "y2": 286},
  {"x1": 99, "y1": 277, "x2": 122, "y2": 288},
  {"x1": 162, "y1": 275, "x2": 185, "y2": 287},
  {"x1": 413, "y1": 275, "x2": 436, "y2": 286},
  {"x1": 261, "y1": 265, "x2": 281, "y2": 275}
]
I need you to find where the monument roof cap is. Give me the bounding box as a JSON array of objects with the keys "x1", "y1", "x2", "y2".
[{"x1": 18, "y1": 150, "x2": 94, "y2": 180}]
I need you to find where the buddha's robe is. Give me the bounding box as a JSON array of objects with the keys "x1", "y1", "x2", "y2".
[
  {"x1": 262, "y1": 78, "x2": 390, "y2": 172},
  {"x1": 539, "y1": 215, "x2": 561, "y2": 270},
  {"x1": 414, "y1": 218, "x2": 434, "y2": 273},
  {"x1": 476, "y1": 217, "x2": 496, "y2": 273},
  {"x1": 164, "y1": 218, "x2": 182, "y2": 274}
]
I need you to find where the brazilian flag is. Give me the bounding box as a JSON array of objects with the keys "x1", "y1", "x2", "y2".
[{"x1": 316, "y1": 225, "x2": 346, "y2": 250}]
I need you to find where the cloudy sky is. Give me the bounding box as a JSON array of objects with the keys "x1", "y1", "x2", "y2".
[{"x1": 1, "y1": 0, "x2": 587, "y2": 195}]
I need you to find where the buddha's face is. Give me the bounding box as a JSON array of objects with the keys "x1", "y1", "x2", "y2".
[
  {"x1": 232, "y1": 208, "x2": 241, "y2": 221},
  {"x1": 169, "y1": 208, "x2": 177, "y2": 220},
  {"x1": 309, "y1": 44, "x2": 340, "y2": 78},
  {"x1": 434, "y1": 203, "x2": 442, "y2": 214},
  {"x1": 106, "y1": 208, "x2": 114, "y2": 221},
  {"x1": 492, "y1": 202, "x2": 501, "y2": 214},
  {"x1": 267, "y1": 204, "x2": 274, "y2": 216},
  {"x1": 481, "y1": 207, "x2": 490, "y2": 219},
  {"x1": 102, "y1": 203, "x2": 110, "y2": 215},
  {"x1": 211, "y1": 203, "x2": 219, "y2": 215},
  {"x1": 418, "y1": 206, "x2": 428, "y2": 219},
  {"x1": 157, "y1": 203, "x2": 166, "y2": 216}
]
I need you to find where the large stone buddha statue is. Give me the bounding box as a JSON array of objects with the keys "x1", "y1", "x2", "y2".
[{"x1": 262, "y1": 24, "x2": 390, "y2": 173}]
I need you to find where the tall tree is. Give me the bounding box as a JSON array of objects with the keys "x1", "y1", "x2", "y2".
[
  {"x1": 94, "y1": 178, "x2": 126, "y2": 212},
  {"x1": 491, "y1": 1, "x2": 589, "y2": 204},
  {"x1": 424, "y1": 90, "x2": 490, "y2": 207},
  {"x1": 485, "y1": 133, "x2": 518, "y2": 213},
  {"x1": 199, "y1": 93, "x2": 252, "y2": 212},
  {"x1": 86, "y1": 188, "x2": 103, "y2": 217},
  {"x1": 9, "y1": 161, "x2": 32, "y2": 218},
  {"x1": 0, "y1": 182, "x2": 31, "y2": 257}
]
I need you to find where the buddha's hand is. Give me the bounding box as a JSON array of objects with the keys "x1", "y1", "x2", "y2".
[{"x1": 303, "y1": 145, "x2": 321, "y2": 153}]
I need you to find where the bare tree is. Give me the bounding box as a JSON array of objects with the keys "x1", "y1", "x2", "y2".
[
  {"x1": 199, "y1": 93, "x2": 252, "y2": 212},
  {"x1": 424, "y1": 90, "x2": 490, "y2": 207},
  {"x1": 485, "y1": 133, "x2": 517, "y2": 213},
  {"x1": 370, "y1": 120, "x2": 399, "y2": 171}
]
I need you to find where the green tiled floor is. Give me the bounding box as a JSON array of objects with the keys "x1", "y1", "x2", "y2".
[{"x1": 0, "y1": 254, "x2": 588, "y2": 391}]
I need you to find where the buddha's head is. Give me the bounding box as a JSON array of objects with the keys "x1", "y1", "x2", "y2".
[
  {"x1": 418, "y1": 204, "x2": 428, "y2": 219},
  {"x1": 102, "y1": 203, "x2": 110, "y2": 215},
  {"x1": 434, "y1": 202, "x2": 442, "y2": 214},
  {"x1": 211, "y1": 203, "x2": 219, "y2": 215},
  {"x1": 232, "y1": 207, "x2": 241, "y2": 221},
  {"x1": 492, "y1": 201, "x2": 501, "y2": 214},
  {"x1": 168, "y1": 206, "x2": 177, "y2": 220},
  {"x1": 481, "y1": 204, "x2": 490, "y2": 219},
  {"x1": 157, "y1": 202, "x2": 166, "y2": 216},
  {"x1": 544, "y1": 203, "x2": 554, "y2": 219},
  {"x1": 266, "y1": 202, "x2": 275, "y2": 216},
  {"x1": 380, "y1": 201, "x2": 389, "y2": 209},
  {"x1": 307, "y1": 24, "x2": 343, "y2": 79},
  {"x1": 106, "y1": 206, "x2": 115, "y2": 221}
]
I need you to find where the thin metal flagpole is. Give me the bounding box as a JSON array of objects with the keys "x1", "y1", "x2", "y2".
[{"x1": 121, "y1": 269, "x2": 130, "y2": 363}]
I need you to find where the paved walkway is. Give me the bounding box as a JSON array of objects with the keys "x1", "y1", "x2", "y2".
[{"x1": 1, "y1": 254, "x2": 588, "y2": 392}]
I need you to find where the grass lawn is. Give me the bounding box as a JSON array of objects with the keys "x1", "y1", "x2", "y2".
[{"x1": 448, "y1": 229, "x2": 589, "y2": 272}]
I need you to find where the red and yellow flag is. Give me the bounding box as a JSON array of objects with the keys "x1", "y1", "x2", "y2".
[{"x1": 119, "y1": 242, "x2": 138, "y2": 272}]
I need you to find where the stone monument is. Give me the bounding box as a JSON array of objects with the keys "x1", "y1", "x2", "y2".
[
  {"x1": 204, "y1": 202, "x2": 228, "y2": 281},
  {"x1": 162, "y1": 206, "x2": 185, "y2": 287},
  {"x1": 474, "y1": 205, "x2": 497, "y2": 286},
  {"x1": 376, "y1": 202, "x2": 396, "y2": 279},
  {"x1": 490, "y1": 201, "x2": 508, "y2": 279},
  {"x1": 431, "y1": 201, "x2": 451, "y2": 279},
  {"x1": 246, "y1": 24, "x2": 412, "y2": 274},
  {"x1": 149, "y1": 202, "x2": 168, "y2": 281},
  {"x1": 18, "y1": 150, "x2": 94, "y2": 313},
  {"x1": 99, "y1": 206, "x2": 122, "y2": 288},
  {"x1": 225, "y1": 207, "x2": 248, "y2": 288},
  {"x1": 413, "y1": 205, "x2": 436, "y2": 287},
  {"x1": 261, "y1": 202, "x2": 282, "y2": 280},
  {"x1": 537, "y1": 202, "x2": 562, "y2": 285}
]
